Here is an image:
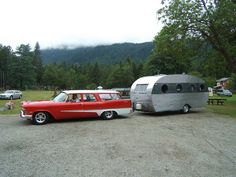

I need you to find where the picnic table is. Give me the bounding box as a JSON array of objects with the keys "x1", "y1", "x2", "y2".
[{"x1": 208, "y1": 98, "x2": 227, "y2": 105}]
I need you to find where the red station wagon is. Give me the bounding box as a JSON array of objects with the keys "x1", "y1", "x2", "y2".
[{"x1": 20, "y1": 90, "x2": 132, "y2": 125}]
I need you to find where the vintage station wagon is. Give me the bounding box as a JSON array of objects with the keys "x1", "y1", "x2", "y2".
[{"x1": 20, "y1": 90, "x2": 132, "y2": 125}]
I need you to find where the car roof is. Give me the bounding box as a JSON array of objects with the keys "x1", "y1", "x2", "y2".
[
  {"x1": 6, "y1": 90, "x2": 21, "y2": 91},
  {"x1": 63, "y1": 90, "x2": 119, "y2": 94}
]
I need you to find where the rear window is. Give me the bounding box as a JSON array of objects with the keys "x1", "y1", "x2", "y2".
[
  {"x1": 99, "y1": 93, "x2": 121, "y2": 100},
  {"x1": 134, "y1": 84, "x2": 148, "y2": 94}
]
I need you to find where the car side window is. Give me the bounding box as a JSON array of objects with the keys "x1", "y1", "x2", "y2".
[
  {"x1": 99, "y1": 94, "x2": 112, "y2": 100},
  {"x1": 83, "y1": 94, "x2": 96, "y2": 102},
  {"x1": 111, "y1": 93, "x2": 121, "y2": 100},
  {"x1": 99, "y1": 93, "x2": 121, "y2": 100},
  {"x1": 68, "y1": 94, "x2": 81, "y2": 102}
]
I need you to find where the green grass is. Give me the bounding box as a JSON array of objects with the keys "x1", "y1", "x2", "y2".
[
  {"x1": 207, "y1": 94, "x2": 236, "y2": 118},
  {"x1": 0, "y1": 90, "x2": 54, "y2": 115}
]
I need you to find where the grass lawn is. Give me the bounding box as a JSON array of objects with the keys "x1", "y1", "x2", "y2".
[
  {"x1": 0, "y1": 90, "x2": 54, "y2": 115},
  {"x1": 207, "y1": 94, "x2": 236, "y2": 118}
]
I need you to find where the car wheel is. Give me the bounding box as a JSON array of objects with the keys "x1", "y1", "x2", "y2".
[
  {"x1": 101, "y1": 111, "x2": 114, "y2": 120},
  {"x1": 19, "y1": 95, "x2": 22, "y2": 99},
  {"x1": 182, "y1": 105, "x2": 190, "y2": 113},
  {"x1": 33, "y1": 112, "x2": 49, "y2": 125}
]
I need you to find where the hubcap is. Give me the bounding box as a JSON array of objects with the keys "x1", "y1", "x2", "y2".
[
  {"x1": 183, "y1": 105, "x2": 189, "y2": 113},
  {"x1": 35, "y1": 112, "x2": 47, "y2": 123},
  {"x1": 104, "y1": 111, "x2": 113, "y2": 119}
]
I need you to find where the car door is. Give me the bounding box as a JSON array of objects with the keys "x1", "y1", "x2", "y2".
[
  {"x1": 14, "y1": 91, "x2": 20, "y2": 99},
  {"x1": 10, "y1": 91, "x2": 14, "y2": 99},
  {"x1": 12, "y1": 91, "x2": 17, "y2": 99},
  {"x1": 53, "y1": 93, "x2": 84, "y2": 119},
  {"x1": 81, "y1": 93, "x2": 101, "y2": 117}
]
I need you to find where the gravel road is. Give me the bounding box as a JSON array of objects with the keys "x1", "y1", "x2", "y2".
[{"x1": 0, "y1": 110, "x2": 236, "y2": 177}]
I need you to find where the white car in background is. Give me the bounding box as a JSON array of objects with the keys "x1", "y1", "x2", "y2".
[
  {"x1": 217, "y1": 89, "x2": 233, "y2": 97},
  {"x1": 0, "y1": 90, "x2": 22, "y2": 100}
]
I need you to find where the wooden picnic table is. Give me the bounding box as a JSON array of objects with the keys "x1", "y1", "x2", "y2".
[{"x1": 208, "y1": 98, "x2": 227, "y2": 105}]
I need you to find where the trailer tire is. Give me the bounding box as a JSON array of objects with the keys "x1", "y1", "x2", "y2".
[{"x1": 182, "y1": 105, "x2": 190, "y2": 113}]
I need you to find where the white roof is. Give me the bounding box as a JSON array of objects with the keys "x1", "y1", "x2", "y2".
[
  {"x1": 63, "y1": 90, "x2": 119, "y2": 94},
  {"x1": 131, "y1": 75, "x2": 166, "y2": 90},
  {"x1": 131, "y1": 74, "x2": 205, "y2": 91},
  {"x1": 216, "y1": 77, "x2": 229, "y2": 82}
]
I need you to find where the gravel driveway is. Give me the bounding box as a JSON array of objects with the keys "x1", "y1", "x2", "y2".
[{"x1": 0, "y1": 110, "x2": 236, "y2": 177}]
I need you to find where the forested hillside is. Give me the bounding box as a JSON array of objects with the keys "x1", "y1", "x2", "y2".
[{"x1": 41, "y1": 42, "x2": 154, "y2": 64}]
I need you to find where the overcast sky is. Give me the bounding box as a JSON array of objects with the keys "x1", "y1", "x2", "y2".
[{"x1": 0, "y1": 0, "x2": 163, "y2": 49}]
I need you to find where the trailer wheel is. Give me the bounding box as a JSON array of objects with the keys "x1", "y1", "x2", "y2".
[{"x1": 182, "y1": 105, "x2": 190, "y2": 113}]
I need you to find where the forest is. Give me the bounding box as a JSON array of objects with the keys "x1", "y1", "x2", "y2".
[
  {"x1": 41, "y1": 42, "x2": 153, "y2": 64},
  {"x1": 0, "y1": 0, "x2": 235, "y2": 91}
]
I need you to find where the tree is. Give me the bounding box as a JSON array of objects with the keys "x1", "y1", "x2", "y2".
[
  {"x1": 9, "y1": 44, "x2": 36, "y2": 88},
  {"x1": 106, "y1": 61, "x2": 134, "y2": 88},
  {"x1": 158, "y1": 0, "x2": 236, "y2": 72},
  {"x1": 89, "y1": 62, "x2": 101, "y2": 86},
  {"x1": 144, "y1": 25, "x2": 193, "y2": 75},
  {"x1": 33, "y1": 42, "x2": 43, "y2": 85},
  {"x1": 16, "y1": 44, "x2": 32, "y2": 57},
  {"x1": 0, "y1": 45, "x2": 13, "y2": 89}
]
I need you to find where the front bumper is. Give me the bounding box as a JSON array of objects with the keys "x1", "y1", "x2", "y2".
[
  {"x1": 0, "y1": 96, "x2": 10, "y2": 99},
  {"x1": 20, "y1": 110, "x2": 32, "y2": 120}
]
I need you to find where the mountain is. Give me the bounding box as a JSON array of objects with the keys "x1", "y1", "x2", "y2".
[{"x1": 41, "y1": 42, "x2": 154, "y2": 64}]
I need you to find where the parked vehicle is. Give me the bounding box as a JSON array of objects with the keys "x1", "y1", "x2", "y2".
[
  {"x1": 0, "y1": 90, "x2": 22, "y2": 100},
  {"x1": 130, "y1": 74, "x2": 208, "y2": 113},
  {"x1": 217, "y1": 89, "x2": 232, "y2": 97},
  {"x1": 20, "y1": 90, "x2": 132, "y2": 125}
]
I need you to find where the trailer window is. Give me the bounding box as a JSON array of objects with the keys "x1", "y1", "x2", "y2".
[
  {"x1": 190, "y1": 84, "x2": 195, "y2": 92},
  {"x1": 161, "y1": 84, "x2": 168, "y2": 93},
  {"x1": 176, "y1": 84, "x2": 182, "y2": 92},
  {"x1": 199, "y1": 84, "x2": 205, "y2": 92},
  {"x1": 134, "y1": 84, "x2": 148, "y2": 94}
]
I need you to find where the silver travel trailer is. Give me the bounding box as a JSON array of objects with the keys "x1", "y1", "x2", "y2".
[{"x1": 130, "y1": 74, "x2": 208, "y2": 113}]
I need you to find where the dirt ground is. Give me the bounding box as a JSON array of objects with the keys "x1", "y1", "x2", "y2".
[{"x1": 0, "y1": 110, "x2": 236, "y2": 177}]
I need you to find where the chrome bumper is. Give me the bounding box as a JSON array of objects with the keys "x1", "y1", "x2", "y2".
[{"x1": 20, "y1": 110, "x2": 32, "y2": 120}]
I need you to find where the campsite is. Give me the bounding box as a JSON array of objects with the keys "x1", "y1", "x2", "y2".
[{"x1": 0, "y1": 0, "x2": 236, "y2": 176}]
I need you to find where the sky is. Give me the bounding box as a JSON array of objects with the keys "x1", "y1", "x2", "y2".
[{"x1": 0, "y1": 0, "x2": 163, "y2": 49}]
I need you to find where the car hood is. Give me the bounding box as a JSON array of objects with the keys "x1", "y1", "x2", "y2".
[{"x1": 0, "y1": 93, "x2": 11, "y2": 96}]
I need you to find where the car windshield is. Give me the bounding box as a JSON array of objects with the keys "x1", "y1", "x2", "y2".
[{"x1": 53, "y1": 92, "x2": 68, "y2": 102}]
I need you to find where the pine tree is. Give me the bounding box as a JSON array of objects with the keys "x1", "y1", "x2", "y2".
[{"x1": 33, "y1": 42, "x2": 43, "y2": 86}]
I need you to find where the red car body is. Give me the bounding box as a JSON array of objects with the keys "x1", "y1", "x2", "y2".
[{"x1": 20, "y1": 90, "x2": 132, "y2": 125}]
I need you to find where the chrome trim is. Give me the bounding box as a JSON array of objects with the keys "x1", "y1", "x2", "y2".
[{"x1": 20, "y1": 110, "x2": 32, "y2": 120}]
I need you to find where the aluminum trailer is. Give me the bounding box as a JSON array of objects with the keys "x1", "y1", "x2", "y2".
[{"x1": 130, "y1": 74, "x2": 208, "y2": 113}]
